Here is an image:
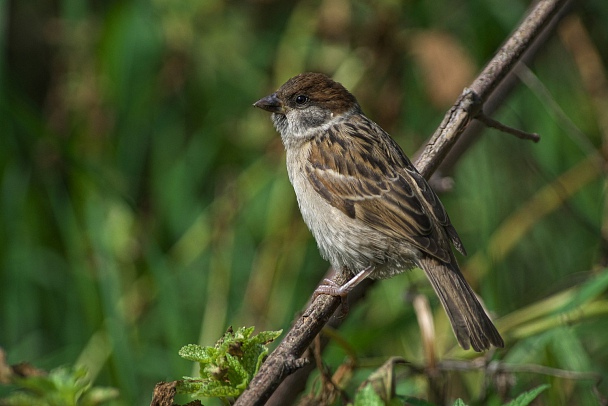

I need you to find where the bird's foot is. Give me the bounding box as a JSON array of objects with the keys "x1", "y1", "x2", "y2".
[
  {"x1": 313, "y1": 278, "x2": 350, "y2": 316},
  {"x1": 312, "y1": 266, "x2": 375, "y2": 317}
]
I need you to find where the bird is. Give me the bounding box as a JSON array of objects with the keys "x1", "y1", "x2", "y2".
[{"x1": 253, "y1": 72, "x2": 504, "y2": 351}]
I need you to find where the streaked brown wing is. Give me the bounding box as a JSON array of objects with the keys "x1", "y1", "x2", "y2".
[{"x1": 305, "y1": 115, "x2": 465, "y2": 263}]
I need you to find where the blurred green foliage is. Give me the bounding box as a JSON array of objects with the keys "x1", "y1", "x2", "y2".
[
  {"x1": 1, "y1": 365, "x2": 118, "y2": 406},
  {"x1": 1, "y1": 0, "x2": 607, "y2": 404}
]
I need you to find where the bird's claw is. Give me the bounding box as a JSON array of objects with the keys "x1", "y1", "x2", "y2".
[{"x1": 313, "y1": 279, "x2": 350, "y2": 317}]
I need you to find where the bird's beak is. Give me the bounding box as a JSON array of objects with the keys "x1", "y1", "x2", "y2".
[{"x1": 253, "y1": 93, "x2": 285, "y2": 114}]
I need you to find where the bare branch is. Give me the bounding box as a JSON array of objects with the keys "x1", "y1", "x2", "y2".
[
  {"x1": 415, "y1": 0, "x2": 568, "y2": 178},
  {"x1": 476, "y1": 110, "x2": 540, "y2": 142}
]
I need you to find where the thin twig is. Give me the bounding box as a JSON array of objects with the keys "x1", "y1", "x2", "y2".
[
  {"x1": 234, "y1": 1, "x2": 570, "y2": 405},
  {"x1": 435, "y1": 0, "x2": 573, "y2": 176},
  {"x1": 415, "y1": 0, "x2": 567, "y2": 178},
  {"x1": 476, "y1": 110, "x2": 540, "y2": 142}
]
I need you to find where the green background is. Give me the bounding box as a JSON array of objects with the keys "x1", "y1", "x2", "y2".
[{"x1": 1, "y1": 0, "x2": 607, "y2": 404}]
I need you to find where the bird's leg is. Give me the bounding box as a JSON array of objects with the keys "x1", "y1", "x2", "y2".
[{"x1": 313, "y1": 266, "x2": 375, "y2": 315}]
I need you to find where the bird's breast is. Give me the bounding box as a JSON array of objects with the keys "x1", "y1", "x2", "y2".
[{"x1": 284, "y1": 145, "x2": 420, "y2": 276}]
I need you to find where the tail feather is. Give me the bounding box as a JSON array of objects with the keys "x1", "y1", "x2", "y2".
[{"x1": 418, "y1": 256, "x2": 504, "y2": 351}]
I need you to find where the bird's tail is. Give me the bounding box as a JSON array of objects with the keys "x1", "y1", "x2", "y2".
[{"x1": 418, "y1": 256, "x2": 504, "y2": 351}]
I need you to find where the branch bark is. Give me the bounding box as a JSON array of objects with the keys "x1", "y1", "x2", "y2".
[
  {"x1": 235, "y1": 1, "x2": 571, "y2": 405},
  {"x1": 415, "y1": 0, "x2": 568, "y2": 178}
]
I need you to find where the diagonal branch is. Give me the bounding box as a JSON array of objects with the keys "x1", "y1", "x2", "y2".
[
  {"x1": 234, "y1": 1, "x2": 571, "y2": 405},
  {"x1": 415, "y1": 0, "x2": 568, "y2": 178}
]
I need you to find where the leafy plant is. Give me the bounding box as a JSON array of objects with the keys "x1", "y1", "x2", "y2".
[
  {"x1": 1, "y1": 365, "x2": 118, "y2": 406},
  {"x1": 177, "y1": 327, "x2": 282, "y2": 400}
]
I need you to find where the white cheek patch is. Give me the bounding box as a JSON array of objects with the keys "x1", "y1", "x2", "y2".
[{"x1": 285, "y1": 110, "x2": 348, "y2": 139}]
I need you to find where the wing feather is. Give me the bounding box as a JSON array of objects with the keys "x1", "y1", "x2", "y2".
[{"x1": 305, "y1": 114, "x2": 466, "y2": 263}]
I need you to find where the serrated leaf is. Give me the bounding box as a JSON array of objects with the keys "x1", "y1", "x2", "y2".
[
  {"x1": 177, "y1": 379, "x2": 205, "y2": 394},
  {"x1": 250, "y1": 329, "x2": 283, "y2": 345},
  {"x1": 198, "y1": 380, "x2": 241, "y2": 398},
  {"x1": 237, "y1": 326, "x2": 255, "y2": 339},
  {"x1": 178, "y1": 344, "x2": 215, "y2": 363},
  {"x1": 504, "y1": 384, "x2": 549, "y2": 406},
  {"x1": 224, "y1": 354, "x2": 249, "y2": 390}
]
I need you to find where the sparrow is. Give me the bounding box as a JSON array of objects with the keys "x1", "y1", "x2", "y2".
[{"x1": 254, "y1": 72, "x2": 504, "y2": 351}]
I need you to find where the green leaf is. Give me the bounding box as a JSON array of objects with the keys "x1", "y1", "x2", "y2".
[
  {"x1": 504, "y1": 384, "x2": 549, "y2": 406},
  {"x1": 177, "y1": 326, "x2": 282, "y2": 400},
  {"x1": 178, "y1": 344, "x2": 216, "y2": 363},
  {"x1": 452, "y1": 399, "x2": 467, "y2": 406}
]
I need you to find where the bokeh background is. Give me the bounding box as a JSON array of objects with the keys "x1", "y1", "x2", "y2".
[{"x1": 1, "y1": 0, "x2": 607, "y2": 404}]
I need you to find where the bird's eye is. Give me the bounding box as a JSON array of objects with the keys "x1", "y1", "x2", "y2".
[{"x1": 295, "y1": 95, "x2": 308, "y2": 105}]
